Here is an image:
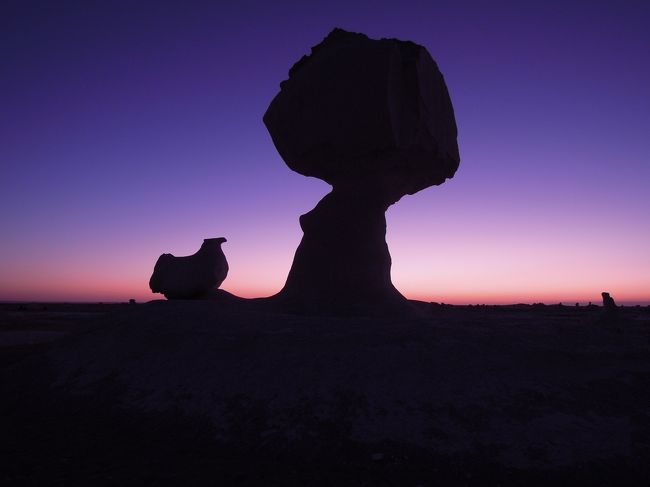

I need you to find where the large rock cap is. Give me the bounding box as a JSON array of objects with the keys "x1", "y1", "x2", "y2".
[{"x1": 264, "y1": 28, "x2": 460, "y2": 203}]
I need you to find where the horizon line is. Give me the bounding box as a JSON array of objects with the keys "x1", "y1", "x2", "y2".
[{"x1": 2, "y1": 299, "x2": 649, "y2": 307}]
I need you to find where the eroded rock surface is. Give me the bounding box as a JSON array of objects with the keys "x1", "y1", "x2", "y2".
[
  {"x1": 149, "y1": 238, "x2": 228, "y2": 299},
  {"x1": 264, "y1": 29, "x2": 460, "y2": 312}
]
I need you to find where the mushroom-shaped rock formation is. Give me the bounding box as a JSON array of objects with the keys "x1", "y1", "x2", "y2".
[
  {"x1": 264, "y1": 28, "x2": 460, "y2": 313},
  {"x1": 149, "y1": 238, "x2": 228, "y2": 300}
]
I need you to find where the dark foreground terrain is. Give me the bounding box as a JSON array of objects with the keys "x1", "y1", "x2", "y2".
[{"x1": 1, "y1": 300, "x2": 649, "y2": 486}]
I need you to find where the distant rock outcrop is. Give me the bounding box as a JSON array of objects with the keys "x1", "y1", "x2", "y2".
[
  {"x1": 149, "y1": 238, "x2": 228, "y2": 299},
  {"x1": 601, "y1": 292, "x2": 617, "y2": 309},
  {"x1": 264, "y1": 28, "x2": 460, "y2": 313}
]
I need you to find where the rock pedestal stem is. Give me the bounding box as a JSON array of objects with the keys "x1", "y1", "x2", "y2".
[{"x1": 278, "y1": 186, "x2": 404, "y2": 312}]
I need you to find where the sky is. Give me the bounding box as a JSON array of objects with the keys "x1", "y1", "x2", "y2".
[{"x1": 1, "y1": 0, "x2": 649, "y2": 305}]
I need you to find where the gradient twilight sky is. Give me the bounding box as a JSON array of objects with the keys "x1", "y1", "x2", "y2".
[{"x1": 2, "y1": 0, "x2": 649, "y2": 304}]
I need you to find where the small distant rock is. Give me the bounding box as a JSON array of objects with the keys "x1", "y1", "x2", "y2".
[{"x1": 602, "y1": 292, "x2": 617, "y2": 309}]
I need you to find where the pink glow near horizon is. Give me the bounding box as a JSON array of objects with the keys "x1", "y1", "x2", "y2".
[{"x1": 1, "y1": 203, "x2": 648, "y2": 305}]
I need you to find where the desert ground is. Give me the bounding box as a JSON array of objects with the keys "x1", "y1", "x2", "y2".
[{"x1": 1, "y1": 299, "x2": 649, "y2": 486}]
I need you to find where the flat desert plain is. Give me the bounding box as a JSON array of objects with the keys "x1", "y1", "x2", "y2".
[{"x1": 1, "y1": 300, "x2": 649, "y2": 486}]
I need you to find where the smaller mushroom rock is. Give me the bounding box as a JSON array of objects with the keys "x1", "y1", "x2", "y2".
[{"x1": 149, "y1": 238, "x2": 228, "y2": 300}]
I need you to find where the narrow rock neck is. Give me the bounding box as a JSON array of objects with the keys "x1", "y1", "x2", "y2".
[{"x1": 280, "y1": 186, "x2": 405, "y2": 312}]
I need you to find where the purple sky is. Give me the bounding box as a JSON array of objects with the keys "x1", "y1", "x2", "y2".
[{"x1": 2, "y1": 0, "x2": 649, "y2": 304}]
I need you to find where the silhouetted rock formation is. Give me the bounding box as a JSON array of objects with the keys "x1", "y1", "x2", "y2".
[
  {"x1": 601, "y1": 292, "x2": 617, "y2": 309},
  {"x1": 149, "y1": 238, "x2": 228, "y2": 299},
  {"x1": 600, "y1": 292, "x2": 620, "y2": 328},
  {"x1": 264, "y1": 28, "x2": 459, "y2": 313}
]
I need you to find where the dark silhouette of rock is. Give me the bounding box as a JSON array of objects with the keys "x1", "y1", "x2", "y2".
[
  {"x1": 601, "y1": 292, "x2": 617, "y2": 309},
  {"x1": 149, "y1": 238, "x2": 228, "y2": 300},
  {"x1": 600, "y1": 292, "x2": 620, "y2": 328},
  {"x1": 264, "y1": 29, "x2": 459, "y2": 313}
]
